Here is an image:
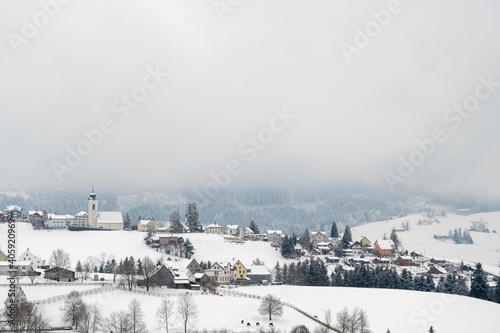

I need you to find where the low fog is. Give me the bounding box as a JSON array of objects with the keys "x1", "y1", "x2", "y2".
[{"x1": 1, "y1": 0, "x2": 499, "y2": 198}]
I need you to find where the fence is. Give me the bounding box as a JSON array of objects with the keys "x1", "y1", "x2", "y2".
[
  {"x1": 32, "y1": 285, "x2": 115, "y2": 305},
  {"x1": 0, "y1": 281, "x2": 113, "y2": 287}
]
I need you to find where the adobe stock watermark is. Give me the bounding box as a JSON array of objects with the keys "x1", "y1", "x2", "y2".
[
  {"x1": 52, "y1": 65, "x2": 169, "y2": 182},
  {"x1": 404, "y1": 293, "x2": 456, "y2": 333},
  {"x1": 7, "y1": 0, "x2": 72, "y2": 54},
  {"x1": 339, "y1": 0, "x2": 403, "y2": 64},
  {"x1": 213, "y1": 0, "x2": 243, "y2": 21},
  {"x1": 384, "y1": 75, "x2": 499, "y2": 191},
  {"x1": 193, "y1": 107, "x2": 297, "y2": 200}
]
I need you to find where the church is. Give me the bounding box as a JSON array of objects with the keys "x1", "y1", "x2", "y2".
[{"x1": 88, "y1": 187, "x2": 124, "y2": 230}]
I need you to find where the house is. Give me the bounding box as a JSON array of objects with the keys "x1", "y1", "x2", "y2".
[
  {"x1": 326, "y1": 257, "x2": 341, "y2": 264},
  {"x1": 137, "y1": 219, "x2": 158, "y2": 232},
  {"x1": 28, "y1": 210, "x2": 47, "y2": 228},
  {"x1": 158, "y1": 236, "x2": 184, "y2": 247},
  {"x1": 0, "y1": 210, "x2": 3, "y2": 222},
  {"x1": 186, "y1": 269, "x2": 210, "y2": 287},
  {"x1": 430, "y1": 258, "x2": 447, "y2": 266},
  {"x1": 159, "y1": 221, "x2": 185, "y2": 233},
  {"x1": 246, "y1": 265, "x2": 272, "y2": 285},
  {"x1": 205, "y1": 262, "x2": 233, "y2": 284},
  {"x1": 186, "y1": 259, "x2": 204, "y2": 275},
  {"x1": 205, "y1": 223, "x2": 222, "y2": 234},
  {"x1": 374, "y1": 239, "x2": 395, "y2": 257},
  {"x1": 45, "y1": 214, "x2": 75, "y2": 229},
  {"x1": 317, "y1": 242, "x2": 334, "y2": 255},
  {"x1": 0, "y1": 261, "x2": 33, "y2": 276},
  {"x1": 349, "y1": 241, "x2": 364, "y2": 256},
  {"x1": 396, "y1": 256, "x2": 415, "y2": 267},
  {"x1": 357, "y1": 236, "x2": 372, "y2": 247},
  {"x1": 240, "y1": 227, "x2": 254, "y2": 238},
  {"x1": 427, "y1": 266, "x2": 447, "y2": 276},
  {"x1": 149, "y1": 265, "x2": 175, "y2": 288},
  {"x1": 96, "y1": 212, "x2": 123, "y2": 230},
  {"x1": 44, "y1": 267, "x2": 76, "y2": 282},
  {"x1": 232, "y1": 260, "x2": 247, "y2": 281},
  {"x1": 311, "y1": 231, "x2": 327, "y2": 246},
  {"x1": 18, "y1": 249, "x2": 46, "y2": 269},
  {"x1": 373, "y1": 258, "x2": 390, "y2": 267},
  {"x1": 72, "y1": 211, "x2": 89, "y2": 227},
  {"x1": 267, "y1": 230, "x2": 283, "y2": 245},
  {"x1": 410, "y1": 251, "x2": 424, "y2": 259},
  {"x1": 294, "y1": 243, "x2": 305, "y2": 257},
  {"x1": 225, "y1": 225, "x2": 240, "y2": 236},
  {"x1": 3, "y1": 205, "x2": 23, "y2": 221}
]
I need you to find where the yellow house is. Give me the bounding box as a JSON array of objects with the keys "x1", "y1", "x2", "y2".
[
  {"x1": 358, "y1": 236, "x2": 371, "y2": 247},
  {"x1": 232, "y1": 260, "x2": 247, "y2": 280},
  {"x1": 138, "y1": 219, "x2": 158, "y2": 232}
]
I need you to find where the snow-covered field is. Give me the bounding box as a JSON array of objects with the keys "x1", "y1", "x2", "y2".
[
  {"x1": 351, "y1": 212, "x2": 500, "y2": 270},
  {"x1": 3, "y1": 284, "x2": 500, "y2": 332}
]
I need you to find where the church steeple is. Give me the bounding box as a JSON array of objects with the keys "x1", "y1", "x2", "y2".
[
  {"x1": 88, "y1": 186, "x2": 98, "y2": 228},
  {"x1": 89, "y1": 185, "x2": 96, "y2": 199}
]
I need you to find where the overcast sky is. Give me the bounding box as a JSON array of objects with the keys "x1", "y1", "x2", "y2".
[{"x1": 1, "y1": 0, "x2": 499, "y2": 198}]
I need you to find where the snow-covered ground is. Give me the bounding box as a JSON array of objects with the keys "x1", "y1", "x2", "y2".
[
  {"x1": 4, "y1": 284, "x2": 500, "y2": 332},
  {"x1": 351, "y1": 212, "x2": 500, "y2": 271}
]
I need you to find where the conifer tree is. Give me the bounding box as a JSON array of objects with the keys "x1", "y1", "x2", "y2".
[
  {"x1": 342, "y1": 226, "x2": 352, "y2": 249},
  {"x1": 470, "y1": 262, "x2": 489, "y2": 300},
  {"x1": 330, "y1": 221, "x2": 339, "y2": 238}
]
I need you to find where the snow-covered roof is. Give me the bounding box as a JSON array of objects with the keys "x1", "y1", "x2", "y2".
[
  {"x1": 206, "y1": 223, "x2": 221, "y2": 228},
  {"x1": 139, "y1": 219, "x2": 154, "y2": 226},
  {"x1": 226, "y1": 224, "x2": 239, "y2": 229},
  {"x1": 375, "y1": 239, "x2": 394, "y2": 250},
  {"x1": 75, "y1": 211, "x2": 88, "y2": 217},
  {"x1": 28, "y1": 210, "x2": 44, "y2": 216},
  {"x1": 247, "y1": 265, "x2": 271, "y2": 275},
  {"x1": 194, "y1": 272, "x2": 205, "y2": 278},
  {"x1": 267, "y1": 230, "x2": 283, "y2": 235},
  {"x1": 5, "y1": 205, "x2": 22, "y2": 211},
  {"x1": 311, "y1": 231, "x2": 326, "y2": 236},
  {"x1": 97, "y1": 211, "x2": 123, "y2": 223},
  {"x1": 399, "y1": 256, "x2": 413, "y2": 261},
  {"x1": 47, "y1": 213, "x2": 73, "y2": 220}
]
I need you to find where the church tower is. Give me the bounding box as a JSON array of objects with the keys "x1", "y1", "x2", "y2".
[{"x1": 88, "y1": 186, "x2": 98, "y2": 228}]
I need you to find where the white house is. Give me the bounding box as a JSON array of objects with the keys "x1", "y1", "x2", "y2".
[
  {"x1": 72, "y1": 211, "x2": 89, "y2": 227},
  {"x1": 18, "y1": 249, "x2": 46, "y2": 269},
  {"x1": 240, "y1": 227, "x2": 254, "y2": 238},
  {"x1": 45, "y1": 214, "x2": 75, "y2": 229},
  {"x1": 205, "y1": 223, "x2": 222, "y2": 234},
  {"x1": 4, "y1": 205, "x2": 23, "y2": 221},
  {"x1": 267, "y1": 230, "x2": 283, "y2": 244},
  {"x1": 205, "y1": 262, "x2": 234, "y2": 284},
  {"x1": 225, "y1": 225, "x2": 240, "y2": 236},
  {"x1": 137, "y1": 219, "x2": 158, "y2": 232}
]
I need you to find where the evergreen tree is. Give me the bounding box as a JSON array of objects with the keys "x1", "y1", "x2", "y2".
[
  {"x1": 123, "y1": 212, "x2": 132, "y2": 229},
  {"x1": 390, "y1": 229, "x2": 400, "y2": 250},
  {"x1": 274, "y1": 261, "x2": 283, "y2": 284},
  {"x1": 492, "y1": 279, "x2": 500, "y2": 303},
  {"x1": 425, "y1": 274, "x2": 436, "y2": 292},
  {"x1": 185, "y1": 202, "x2": 200, "y2": 232},
  {"x1": 136, "y1": 258, "x2": 143, "y2": 275},
  {"x1": 400, "y1": 269, "x2": 413, "y2": 290},
  {"x1": 428, "y1": 326, "x2": 435, "y2": 333},
  {"x1": 249, "y1": 220, "x2": 260, "y2": 234},
  {"x1": 341, "y1": 226, "x2": 352, "y2": 249},
  {"x1": 104, "y1": 260, "x2": 112, "y2": 273},
  {"x1": 470, "y1": 262, "x2": 489, "y2": 300},
  {"x1": 331, "y1": 265, "x2": 344, "y2": 286},
  {"x1": 330, "y1": 221, "x2": 338, "y2": 238},
  {"x1": 75, "y1": 260, "x2": 82, "y2": 273},
  {"x1": 282, "y1": 263, "x2": 289, "y2": 284},
  {"x1": 183, "y1": 238, "x2": 195, "y2": 258},
  {"x1": 281, "y1": 235, "x2": 294, "y2": 258},
  {"x1": 99, "y1": 264, "x2": 104, "y2": 274}
]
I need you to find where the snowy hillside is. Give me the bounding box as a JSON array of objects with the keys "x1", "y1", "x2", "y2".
[
  {"x1": 351, "y1": 211, "x2": 500, "y2": 269},
  {"x1": 0, "y1": 222, "x2": 287, "y2": 270}
]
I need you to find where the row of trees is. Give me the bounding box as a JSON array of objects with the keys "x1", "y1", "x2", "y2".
[
  {"x1": 59, "y1": 291, "x2": 197, "y2": 333},
  {"x1": 274, "y1": 260, "x2": 500, "y2": 304}
]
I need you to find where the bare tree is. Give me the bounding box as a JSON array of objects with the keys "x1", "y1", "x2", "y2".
[
  {"x1": 49, "y1": 248, "x2": 71, "y2": 281},
  {"x1": 141, "y1": 256, "x2": 157, "y2": 291},
  {"x1": 177, "y1": 293, "x2": 198, "y2": 333},
  {"x1": 87, "y1": 303, "x2": 103, "y2": 333},
  {"x1": 358, "y1": 309, "x2": 372, "y2": 333},
  {"x1": 106, "y1": 309, "x2": 130, "y2": 333},
  {"x1": 3, "y1": 286, "x2": 45, "y2": 332},
  {"x1": 61, "y1": 291, "x2": 87, "y2": 329},
  {"x1": 291, "y1": 325, "x2": 311, "y2": 333},
  {"x1": 156, "y1": 296, "x2": 174, "y2": 333},
  {"x1": 128, "y1": 299, "x2": 147, "y2": 333},
  {"x1": 348, "y1": 307, "x2": 361, "y2": 333},
  {"x1": 28, "y1": 266, "x2": 38, "y2": 284},
  {"x1": 335, "y1": 307, "x2": 350, "y2": 333},
  {"x1": 258, "y1": 294, "x2": 283, "y2": 320},
  {"x1": 119, "y1": 257, "x2": 137, "y2": 291}
]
